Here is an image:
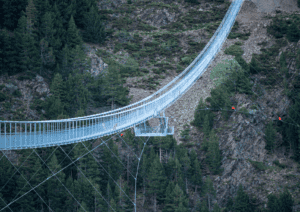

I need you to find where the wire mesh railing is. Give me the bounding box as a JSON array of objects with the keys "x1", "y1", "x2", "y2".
[{"x1": 0, "y1": 0, "x2": 245, "y2": 150}]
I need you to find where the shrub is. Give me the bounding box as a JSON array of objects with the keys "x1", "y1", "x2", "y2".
[
  {"x1": 248, "y1": 159, "x2": 267, "y2": 171},
  {"x1": 12, "y1": 90, "x2": 22, "y2": 97},
  {"x1": 0, "y1": 92, "x2": 6, "y2": 102},
  {"x1": 273, "y1": 160, "x2": 287, "y2": 168},
  {"x1": 224, "y1": 44, "x2": 244, "y2": 57},
  {"x1": 0, "y1": 85, "x2": 4, "y2": 90}
]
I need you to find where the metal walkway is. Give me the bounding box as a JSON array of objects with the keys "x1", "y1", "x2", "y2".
[{"x1": 0, "y1": 0, "x2": 245, "y2": 150}]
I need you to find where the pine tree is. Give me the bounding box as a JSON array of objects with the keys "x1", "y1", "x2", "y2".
[
  {"x1": 74, "y1": 0, "x2": 95, "y2": 28},
  {"x1": 206, "y1": 130, "x2": 222, "y2": 175},
  {"x1": 64, "y1": 176, "x2": 76, "y2": 212},
  {"x1": 14, "y1": 170, "x2": 35, "y2": 212},
  {"x1": 279, "y1": 188, "x2": 294, "y2": 212},
  {"x1": 0, "y1": 29, "x2": 18, "y2": 75},
  {"x1": 212, "y1": 203, "x2": 221, "y2": 212},
  {"x1": 203, "y1": 114, "x2": 211, "y2": 139},
  {"x1": 233, "y1": 184, "x2": 252, "y2": 212},
  {"x1": 191, "y1": 157, "x2": 202, "y2": 194},
  {"x1": 148, "y1": 155, "x2": 167, "y2": 210},
  {"x1": 65, "y1": 71, "x2": 91, "y2": 117},
  {"x1": 201, "y1": 200, "x2": 209, "y2": 212},
  {"x1": 14, "y1": 15, "x2": 28, "y2": 73},
  {"x1": 102, "y1": 63, "x2": 132, "y2": 110},
  {"x1": 46, "y1": 153, "x2": 66, "y2": 211},
  {"x1": 172, "y1": 184, "x2": 189, "y2": 212},
  {"x1": 163, "y1": 181, "x2": 176, "y2": 212},
  {"x1": 78, "y1": 201, "x2": 88, "y2": 212},
  {"x1": 192, "y1": 97, "x2": 206, "y2": 128},
  {"x1": 267, "y1": 193, "x2": 281, "y2": 212},
  {"x1": 249, "y1": 54, "x2": 261, "y2": 74},
  {"x1": 51, "y1": 2, "x2": 64, "y2": 61},
  {"x1": 66, "y1": 15, "x2": 83, "y2": 49},
  {"x1": 0, "y1": 155, "x2": 22, "y2": 211},
  {"x1": 265, "y1": 121, "x2": 276, "y2": 153},
  {"x1": 180, "y1": 151, "x2": 191, "y2": 195},
  {"x1": 202, "y1": 176, "x2": 216, "y2": 211},
  {"x1": 82, "y1": 5, "x2": 106, "y2": 44},
  {"x1": 30, "y1": 156, "x2": 48, "y2": 211},
  {"x1": 25, "y1": 0, "x2": 38, "y2": 35},
  {"x1": 40, "y1": 12, "x2": 56, "y2": 44},
  {"x1": 2, "y1": 0, "x2": 28, "y2": 30},
  {"x1": 286, "y1": 21, "x2": 300, "y2": 43}
]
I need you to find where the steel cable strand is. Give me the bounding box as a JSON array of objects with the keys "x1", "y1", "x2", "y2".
[
  {"x1": 76, "y1": 138, "x2": 136, "y2": 207},
  {"x1": 0, "y1": 150, "x2": 54, "y2": 212},
  {"x1": 0, "y1": 136, "x2": 112, "y2": 212},
  {"x1": 2, "y1": 146, "x2": 60, "y2": 207}
]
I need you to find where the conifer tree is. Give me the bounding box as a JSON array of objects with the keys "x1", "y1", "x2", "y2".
[
  {"x1": 0, "y1": 155, "x2": 24, "y2": 211},
  {"x1": 279, "y1": 188, "x2": 294, "y2": 212},
  {"x1": 206, "y1": 129, "x2": 222, "y2": 175},
  {"x1": 163, "y1": 181, "x2": 176, "y2": 212},
  {"x1": 78, "y1": 201, "x2": 88, "y2": 212},
  {"x1": 14, "y1": 170, "x2": 35, "y2": 212},
  {"x1": 203, "y1": 114, "x2": 211, "y2": 139},
  {"x1": 82, "y1": 5, "x2": 106, "y2": 44},
  {"x1": 191, "y1": 157, "x2": 202, "y2": 194},
  {"x1": 30, "y1": 156, "x2": 48, "y2": 211},
  {"x1": 287, "y1": 21, "x2": 300, "y2": 43},
  {"x1": 172, "y1": 184, "x2": 189, "y2": 212},
  {"x1": 14, "y1": 15, "x2": 29, "y2": 73},
  {"x1": 0, "y1": 29, "x2": 18, "y2": 75},
  {"x1": 51, "y1": 2, "x2": 64, "y2": 61},
  {"x1": 192, "y1": 97, "x2": 207, "y2": 128},
  {"x1": 25, "y1": 0, "x2": 38, "y2": 35},
  {"x1": 249, "y1": 54, "x2": 261, "y2": 74},
  {"x1": 74, "y1": 0, "x2": 95, "y2": 28},
  {"x1": 201, "y1": 200, "x2": 209, "y2": 212},
  {"x1": 202, "y1": 176, "x2": 216, "y2": 211},
  {"x1": 148, "y1": 155, "x2": 167, "y2": 210},
  {"x1": 64, "y1": 176, "x2": 76, "y2": 212},
  {"x1": 40, "y1": 12, "x2": 56, "y2": 44},
  {"x1": 180, "y1": 151, "x2": 191, "y2": 195},
  {"x1": 233, "y1": 184, "x2": 253, "y2": 212},
  {"x1": 265, "y1": 121, "x2": 276, "y2": 153},
  {"x1": 1, "y1": 0, "x2": 28, "y2": 30},
  {"x1": 212, "y1": 203, "x2": 221, "y2": 212},
  {"x1": 102, "y1": 63, "x2": 132, "y2": 109},
  {"x1": 46, "y1": 153, "x2": 66, "y2": 211},
  {"x1": 267, "y1": 193, "x2": 281, "y2": 212},
  {"x1": 66, "y1": 15, "x2": 83, "y2": 49},
  {"x1": 65, "y1": 71, "x2": 91, "y2": 117}
]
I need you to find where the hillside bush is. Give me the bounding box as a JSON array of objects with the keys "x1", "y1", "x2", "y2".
[
  {"x1": 0, "y1": 92, "x2": 6, "y2": 102},
  {"x1": 224, "y1": 44, "x2": 244, "y2": 57}
]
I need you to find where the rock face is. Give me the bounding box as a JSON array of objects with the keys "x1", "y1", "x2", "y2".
[{"x1": 83, "y1": 44, "x2": 109, "y2": 78}]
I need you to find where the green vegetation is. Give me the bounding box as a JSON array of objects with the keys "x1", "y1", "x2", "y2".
[
  {"x1": 248, "y1": 159, "x2": 267, "y2": 171},
  {"x1": 0, "y1": 92, "x2": 6, "y2": 102},
  {"x1": 265, "y1": 121, "x2": 276, "y2": 153},
  {"x1": 273, "y1": 160, "x2": 287, "y2": 169}
]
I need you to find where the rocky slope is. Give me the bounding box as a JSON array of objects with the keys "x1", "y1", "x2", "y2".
[{"x1": 1, "y1": 0, "x2": 300, "y2": 210}]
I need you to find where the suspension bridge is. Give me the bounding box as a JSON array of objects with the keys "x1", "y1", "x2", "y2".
[
  {"x1": 0, "y1": 0, "x2": 245, "y2": 150},
  {"x1": 0, "y1": 0, "x2": 246, "y2": 211}
]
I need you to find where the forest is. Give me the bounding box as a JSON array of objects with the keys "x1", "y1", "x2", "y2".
[{"x1": 0, "y1": 0, "x2": 300, "y2": 211}]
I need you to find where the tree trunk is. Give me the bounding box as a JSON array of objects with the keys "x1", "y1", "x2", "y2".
[
  {"x1": 153, "y1": 193, "x2": 157, "y2": 212},
  {"x1": 186, "y1": 177, "x2": 188, "y2": 195},
  {"x1": 143, "y1": 179, "x2": 145, "y2": 207},
  {"x1": 127, "y1": 154, "x2": 129, "y2": 185},
  {"x1": 208, "y1": 195, "x2": 210, "y2": 212},
  {"x1": 159, "y1": 147, "x2": 161, "y2": 163}
]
